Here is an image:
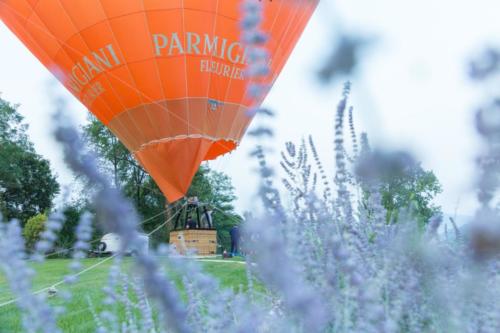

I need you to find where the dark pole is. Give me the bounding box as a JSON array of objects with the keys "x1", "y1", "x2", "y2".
[
  {"x1": 174, "y1": 204, "x2": 183, "y2": 230},
  {"x1": 196, "y1": 205, "x2": 201, "y2": 229},
  {"x1": 184, "y1": 204, "x2": 190, "y2": 229},
  {"x1": 203, "y1": 206, "x2": 212, "y2": 229}
]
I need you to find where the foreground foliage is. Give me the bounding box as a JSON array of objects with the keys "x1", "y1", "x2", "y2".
[
  {"x1": 2, "y1": 82, "x2": 499, "y2": 332},
  {"x1": 2, "y1": 3, "x2": 500, "y2": 333},
  {"x1": 0, "y1": 258, "x2": 249, "y2": 332}
]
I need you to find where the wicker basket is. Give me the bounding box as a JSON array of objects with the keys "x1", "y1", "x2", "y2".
[{"x1": 169, "y1": 229, "x2": 217, "y2": 255}]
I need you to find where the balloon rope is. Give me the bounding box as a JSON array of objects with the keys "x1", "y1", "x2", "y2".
[
  {"x1": 0, "y1": 203, "x2": 187, "y2": 309},
  {"x1": 40, "y1": 207, "x2": 170, "y2": 260}
]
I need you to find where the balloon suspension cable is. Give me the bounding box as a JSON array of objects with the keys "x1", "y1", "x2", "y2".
[
  {"x1": 35, "y1": 206, "x2": 174, "y2": 261},
  {"x1": 0, "y1": 203, "x2": 187, "y2": 309}
]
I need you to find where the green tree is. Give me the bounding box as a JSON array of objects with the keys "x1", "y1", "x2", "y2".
[
  {"x1": 379, "y1": 164, "x2": 442, "y2": 227},
  {"x1": 0, "y1": 97, "x2": 60, "y2": 223},
  {"x1": 57, "y1": 203, "x2": 81, "y2": 249},
  {"x1": 0, "y1": 97, "x2": 30, "y2": 148},
  {"x1": 358, "y1": 135, "x2": 442, "y2": 227},
  {"x1": 23, "y1": 213, "x2": 47, "y2": 250},
  {"x1": 50, "y1": 200, "x2": 103, "y2": 255},
  {"x1": 82, "y1": 116, "x2": 241, "y2": 249}
]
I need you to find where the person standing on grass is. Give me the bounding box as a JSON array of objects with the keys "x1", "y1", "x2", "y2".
[{"x1": 230, "y1": 226, "x2": 240, "y2": 256}]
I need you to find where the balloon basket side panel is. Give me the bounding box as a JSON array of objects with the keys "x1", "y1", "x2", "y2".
[{"x1": 169, "y1": 229, "x2": 217, "y2": 256}]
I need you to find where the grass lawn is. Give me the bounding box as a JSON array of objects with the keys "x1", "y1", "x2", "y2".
[{"x1": 0, "y1": 257, "x2": 250, "y2": 332}]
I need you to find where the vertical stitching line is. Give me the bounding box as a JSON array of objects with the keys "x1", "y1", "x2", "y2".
[{"x1": 139, "y1": 1, "x2": 168, "y2": 141}]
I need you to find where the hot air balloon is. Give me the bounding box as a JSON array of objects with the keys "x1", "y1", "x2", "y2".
[{"x1": 0, "y1": 0, "x2": 318, "y2": 202}]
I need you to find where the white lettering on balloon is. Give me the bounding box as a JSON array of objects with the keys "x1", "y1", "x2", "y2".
[
  {"x1": 66, "y1": 31, "x2": 249, "y2": 107},
  {"x1": 152, "y1": 32, "x2": 247, "y2": 80},
  {"x1": 66, "y1": 43, "x2": 121, "y2": 105}
]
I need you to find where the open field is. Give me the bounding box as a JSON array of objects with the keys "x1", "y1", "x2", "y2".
[{"x1": 0, "y1": 257, "x2": 249, "y2": 333}]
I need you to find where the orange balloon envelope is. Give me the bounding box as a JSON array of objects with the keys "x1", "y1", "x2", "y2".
[{"x1": 0, "y1": 0, "x2": 318, "y2": 202}]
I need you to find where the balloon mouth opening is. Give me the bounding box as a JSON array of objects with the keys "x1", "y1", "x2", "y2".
[
  {"x1": 133, "y1": 137, "x2": 237, "y2": 203},
  {"x1": 204, "y1": 140, "x2": 237, "y2": 160}
]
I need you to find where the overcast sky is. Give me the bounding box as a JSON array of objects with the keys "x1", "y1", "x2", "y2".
[{"x1": 1, "y1": 0, "x2": 499, "y2": 218}]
